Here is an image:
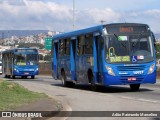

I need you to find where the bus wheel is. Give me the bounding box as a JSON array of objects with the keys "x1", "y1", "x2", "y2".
[
  {"x1": 61, "y1": 72, "x2": 67, "y2": 87},
  {"x1": 31, "y1": 76, "x2": 35, "y2": 79},
  {"x1": 61, "y1": 72, "x2": 75, "y2": 87},
  {"x1": 90, "y1": 76, "x2": 97, "y2": 91},
  {"x1": 67, "y1": 81, "x2": 75, "y2": 88},
  {"x1": 5, "y1": 75, "x2": 8, "y2": 78},
  {"x1": 130, "y1": 84, "x2": 140, "y2": 91}
]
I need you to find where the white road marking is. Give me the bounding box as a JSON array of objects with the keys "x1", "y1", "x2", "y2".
[{"x1": 121, "y1": 96, "x2": 158, "y2": 103}]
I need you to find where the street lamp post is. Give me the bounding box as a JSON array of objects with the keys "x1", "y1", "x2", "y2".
[
  {"x1": 73, "y1": 0, "x2": 75, "y2": 30},
  {"x1": 100, "y1": 20, "x2": 106, "y2": 25}
]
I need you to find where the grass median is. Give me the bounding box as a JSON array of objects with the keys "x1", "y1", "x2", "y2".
[{"x1": 0, "y1": 79, "x2": 47, "y2": 111}]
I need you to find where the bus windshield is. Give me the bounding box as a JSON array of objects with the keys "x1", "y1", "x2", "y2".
[
  {"x1": 26, "y1": 54, "x2": 38, "y2": 65},
  {"x1": 14, "y1": 54, "x2": 38, "y2": 65},
  {"x1": 105, "y1": 34, "x2": 154, "y2": 64}
]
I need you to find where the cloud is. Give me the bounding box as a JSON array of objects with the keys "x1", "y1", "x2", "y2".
[
  {"x1": 0, "y1": 0, "x2": 160, "y2": 33},
  {"x1": 121, "y1": 10, "x2": 160, "y2": 33},
  {"x1": 144, "y1": 9, "x2": 160, "y2": 18},
  {"x1": 74, "y1": 8, "x2": 121, "y2": 29},
  {"x1": 0, "y1": 0, "x2": 73, "y2": 31},
  {"x1": 0, "y1": 0, "x2": 26, "y2": 5}
]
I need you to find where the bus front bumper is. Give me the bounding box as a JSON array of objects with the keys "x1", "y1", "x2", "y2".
[
  {"x1": 13, "y1": 70, "x2": 39, "y2": 76},
  {"x1": 103, "y1": 72, "x2": 156, "y2": 86}
]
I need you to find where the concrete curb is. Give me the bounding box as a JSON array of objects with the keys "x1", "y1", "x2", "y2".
[
  {"x1": 0, "y1": 77, "x2": 72, "y2": 120},
  {"x1": 0, "y1": 97, "x2": 72, "y2": 120},
  {"x1": 45, "y1": 94, "x2": 72, "y2": 120}
]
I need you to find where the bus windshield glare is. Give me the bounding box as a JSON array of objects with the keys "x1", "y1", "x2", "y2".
[
  {"x1": 105, "y1": 33, "x2": 154, "y2": 63},
  {"x1": 14, "y1": 54, "x2": 38, "y2": 66}
]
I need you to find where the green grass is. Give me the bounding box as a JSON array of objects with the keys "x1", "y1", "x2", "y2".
[{"x1": 0, "y1": 80, "x2": 47, "y2": 111}]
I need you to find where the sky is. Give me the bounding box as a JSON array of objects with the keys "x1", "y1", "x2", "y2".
[{"x1": 0, "y1": 0, "x2": 160, "y2": 33}]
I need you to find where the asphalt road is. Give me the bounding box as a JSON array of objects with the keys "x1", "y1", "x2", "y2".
[{"x1": 2, "y1": 75, "x2": 160, "y2": 120}]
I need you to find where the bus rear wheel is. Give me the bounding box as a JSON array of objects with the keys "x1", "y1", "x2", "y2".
[
  {"x1": 5, "y1": 75, "x2": 8, "y2": 78},
  {"x1": 90, "y1": 75, "x2": 97, "y2": 91},
  {"x1": 130, "y1": 84, "x2": 140, "y2": 91},
  {"x1": 61, "y1": 72, "x2": 75, "y2": 87},
  {"x1": 61, "y1": 72, "x2": 67, "y2": 87},
  {"x1": 88, "y1": 70, "x2": 97, "y2": 91}
]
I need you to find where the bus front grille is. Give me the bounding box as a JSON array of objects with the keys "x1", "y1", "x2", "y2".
[
  {"x1": 19, "y1": 71, "x2": 35, "y2": 74},
  {"x1": 117, "y1": 65, "x2": 145, "y2": 71}
]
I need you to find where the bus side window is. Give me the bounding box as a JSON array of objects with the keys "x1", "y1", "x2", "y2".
[
  {"x1": 59, "y1": 40, "x2": 65, "y2": 57},
  {"x1": 77, "y1": 36, "x2": 85, "y2": 55},
  {"x1": 84, "y1": 34, "x2": 93, "y2": 54},
  {"x1": 65, "y1": 39, "x2": 70, "y2": 55}
]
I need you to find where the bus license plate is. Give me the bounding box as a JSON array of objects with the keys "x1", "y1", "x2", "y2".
[
  {"x1": 24, "y1": 73, "x2": 29, "y2": 75},
  {"x1": 128, "y1": 77, "x2": 136, "y2": 81}
]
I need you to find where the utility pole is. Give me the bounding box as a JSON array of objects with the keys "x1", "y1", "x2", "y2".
[
  {"x1": 100, "y1": 20, "x2": 106, "y2": 25},
  {"x1": 73, "y1": 0, "x2": 75, "y2": 30}
]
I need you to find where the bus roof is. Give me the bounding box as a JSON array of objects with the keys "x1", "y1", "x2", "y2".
[
  {"x1": 104, "y1": 23, "x2": 149, "y2": 27},
  {"x1": 52, "y1": 23, "x2": 149, "y2": 41},
  {"x1": 53, "y1": 25, "x2": 103, "y2": 40},
  {"x1": 2, "y1": 48, "x2": 38, "y2": 54}
]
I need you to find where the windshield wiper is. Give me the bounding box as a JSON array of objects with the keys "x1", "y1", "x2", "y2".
[{"x1": 114, "y1": 34, "x2": 126, "y2": 48}]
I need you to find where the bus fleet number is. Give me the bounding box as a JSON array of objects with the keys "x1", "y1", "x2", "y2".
[{"x1": 133, "y1": 71, "x2": 144, "y2": 75}]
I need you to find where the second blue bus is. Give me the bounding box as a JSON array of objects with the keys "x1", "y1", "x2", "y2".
[{"x1": 2, "y1": 48, "x2": 39, "y2": 79}]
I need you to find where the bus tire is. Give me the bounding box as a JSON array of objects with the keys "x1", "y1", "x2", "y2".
[
  {"x1": 5, "y1": 75, "x2": 8, "y2": 78},
  {"x1": 61, "y1": 71, "x2": 75, "y2": 87},
  {"x1": 68, "y1": 81, "x2": 75, "y2": 88},
  {"x1": 90, "y1": 75, "x2": 97, "y2": 91},
  {"x1": 31, "y1": 76, "x2": 35, "y2": 79},
  {"x1": 130, "y1": 84, "x2": 140, "y2": 91},
  {"x1": 88, "y1": 70, "x2": 97, "y2": 91},
  {"x1": 61, "y1": 72, "x2": 67, "y2": 87}
]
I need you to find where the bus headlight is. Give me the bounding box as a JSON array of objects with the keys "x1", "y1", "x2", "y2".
[
  {"x1": 106, "y1": 66, "x2": 115, "y2": 76},
  {"x1": 148, "y1": 64, "x2": 155, "y2": 74},
  {"x1": 14, "y1": 68, "x2": 19, "y2": 72},
  {"x1": 35, "y1": 68, "x2": 39, "y2": 71}
]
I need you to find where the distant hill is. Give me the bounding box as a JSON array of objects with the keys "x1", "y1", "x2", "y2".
[
  {"x1": 0, "y1": 30, "x2": 49, "y2": 39},
  {"x1": 0, "y1": 30, "x2": 159, "y2": 40}
]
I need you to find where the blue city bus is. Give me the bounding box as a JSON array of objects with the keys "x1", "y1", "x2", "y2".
[
  {"x1": 2, "y1": 48, "x2": 39, "y2": 79},
  {"x1": 51, "y1": 23, "x2": 156, "y2": 91}
]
